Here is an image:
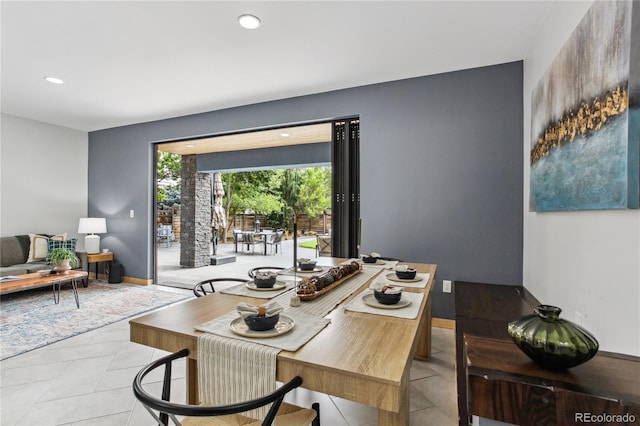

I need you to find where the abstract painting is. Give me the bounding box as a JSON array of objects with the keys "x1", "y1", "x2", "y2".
[{"x1": 530, "y1": 1, "x2": 638, "y2": 211}]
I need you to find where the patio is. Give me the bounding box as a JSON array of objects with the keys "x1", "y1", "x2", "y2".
[{"x1": 156, "y1": 236, "x2": 319, "y2": 290}]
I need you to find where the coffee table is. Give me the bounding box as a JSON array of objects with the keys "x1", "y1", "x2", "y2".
[{"x1": 0, "y1": 270, "x2": 88, "y2": 308}]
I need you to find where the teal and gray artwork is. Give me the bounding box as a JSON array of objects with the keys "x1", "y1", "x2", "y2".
[{"x1": 530, "y1": 0, "x2": 638, "y2": 211}]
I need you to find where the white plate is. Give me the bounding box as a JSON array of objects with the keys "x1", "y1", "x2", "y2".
[
  {"x1": 245, "y1": 281, "x2": 287, "y2": 291},
  {"x1": 229, "y1": 315, "x2": 295, "y2": 338},
  {"x1": 362, "y1": 293, "x2": 411, "y2": 309},
  {"x1": 385, "y1": 272, "x2": 421, "y2": 283},
  {"x1": 296, "y1": 266, "x2": 323, "y2": 273}
]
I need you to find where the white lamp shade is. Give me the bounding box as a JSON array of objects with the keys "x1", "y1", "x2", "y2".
[{"x1": 78, "y1": 218, "x2": 107, "y2": 234}]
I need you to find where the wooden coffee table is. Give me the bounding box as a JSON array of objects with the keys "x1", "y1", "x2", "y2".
[{"x1": 0, "y1": 270, "x2": 88, "y2": 308}]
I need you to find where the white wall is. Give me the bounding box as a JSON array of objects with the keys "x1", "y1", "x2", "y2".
[
  {"x1": 523, "y1": 1, "x2": 640, "y2": 356},
  {"x1": 0, "y1": 114, "x2": 88, "y2": 246}
]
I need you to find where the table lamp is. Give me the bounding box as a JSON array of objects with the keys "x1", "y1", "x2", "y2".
[{"x1": 78, "y1": 217, "x2": 107, "y2": 254}]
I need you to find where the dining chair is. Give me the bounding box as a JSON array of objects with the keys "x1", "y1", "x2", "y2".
[
  {"x1": 242, "y1": 231, "x2": 261, "y2": 254},
  {"x1": 315, "y1": 234, "x2": 331, "y2": 257},
  {"x1": 158, "y1": 225, "x2": 175, "y2": 248},
  {"x1": 233, "y1": 230, "x2": 244, "y2": 253},
  {"x1": 133, "y1": 348, "x2": 321, "y2": 426},
  {"x1": 248, "y1": 266, "x2": 285, "y2": 279},
  {"x1": 193, "y1": 278, "x2": 247, "y2": 297},
  {"x1": 265, "y1": 230, "x2": 283, "y2": 255}
]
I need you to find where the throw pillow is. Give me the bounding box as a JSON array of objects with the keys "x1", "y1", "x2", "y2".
[
  {"x1": 27, "y1": 233, "x2": 67, "y2": 263},
  {"x1": 45, "y1": 238, "x2": 78, "y2": 263}
]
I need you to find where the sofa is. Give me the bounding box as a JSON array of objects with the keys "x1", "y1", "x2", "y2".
[{"x1": 0, "y1": 234, "x2": 88, "y2": 277}]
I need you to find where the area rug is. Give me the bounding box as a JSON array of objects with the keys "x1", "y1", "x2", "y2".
[{"x1": 0, "y1": 282, "x2": 192, "y2": 360}]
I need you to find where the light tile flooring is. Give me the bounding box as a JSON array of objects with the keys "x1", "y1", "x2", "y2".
[{"x1": 2, "y1": 244, "x2": 458, "y2": 425}]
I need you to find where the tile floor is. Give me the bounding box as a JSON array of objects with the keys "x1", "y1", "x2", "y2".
[{"x1": 2, "y1": 241, "x2": 458, "y2": 425}]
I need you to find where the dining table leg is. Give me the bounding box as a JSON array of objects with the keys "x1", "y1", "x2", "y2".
[
  {"x1": 414, "y1": 292, "x2": 432, "y2": 361},
  {"x1": 378, "y1": 378, "x2": 410, "y2": 426},
  {"x1": 186, "y1": 357, "x2": 199, "y2": 405}
]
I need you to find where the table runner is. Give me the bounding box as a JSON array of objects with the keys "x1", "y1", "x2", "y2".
[
  {"x1": 273, "y1": 267, "x2": 381, "y2": 317},
  {"x1": 198, "y1": 334, "x2": 279, "y2": 419},
  {"x1": 220, "y1": 281, "x2": 294, "y2": 299},
  {"x1": 374, "y1": 272, "x2": 431, "y2": 289},
  {"x1": 343, "y1": 289, "x2": 424, "y2": 319},
  {"x1": 194, "y1": 266, "x2": 380, "y2": 421}
]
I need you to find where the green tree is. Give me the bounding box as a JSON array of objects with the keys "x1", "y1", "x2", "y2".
[
  {"x1": 222, "y1": 171, "x2": 283, "y2": 239},
  {"x1": 157, "y1": 152, "x2": 181, "y2": 206},
  {"x1": 298, "y1": 167, "x2": 331, "y2": 219},
  {"x1": 281, "y1": 169, "x2": 301, "y2": 227}
]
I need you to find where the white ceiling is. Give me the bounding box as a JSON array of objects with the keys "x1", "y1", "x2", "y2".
[{"x1": 1, "y1": 1, "x2": 552, "y2": 132}]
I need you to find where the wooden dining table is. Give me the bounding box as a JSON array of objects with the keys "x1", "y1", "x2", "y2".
[{"x1": 129, "y1": 259, "x2": 436, "y2": 425}]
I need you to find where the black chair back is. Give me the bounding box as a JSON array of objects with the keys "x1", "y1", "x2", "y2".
[
  {"x1": 133, "y1": 349, "x2": 319, "y2": 426},
  {"x1": 193, "y1": 278, "x2": 247, "y2": 297}
]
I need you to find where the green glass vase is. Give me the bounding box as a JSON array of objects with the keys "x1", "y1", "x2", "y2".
[{"x1": 507, "y1": 305, "x2": 599, "y2": 370}]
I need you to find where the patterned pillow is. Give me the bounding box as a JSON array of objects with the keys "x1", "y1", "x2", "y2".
[
  {"x1": 46, "y1": 238, "x2": 78, "y2": 263},
  {"x1": 27, "y1": 233, "x2": 67, "y2": 263}
]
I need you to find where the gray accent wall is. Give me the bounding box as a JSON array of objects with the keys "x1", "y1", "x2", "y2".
[{"x1": 89, "y1": 61, "x2": 523, "y2": 319}]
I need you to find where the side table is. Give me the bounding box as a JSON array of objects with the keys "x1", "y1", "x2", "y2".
[{"x1": 86, "y1": 252, "x2": 114, "y2": 282}]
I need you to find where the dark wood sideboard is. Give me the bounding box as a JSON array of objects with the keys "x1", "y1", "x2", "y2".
[{"x1": 454, "y1": 281, "x2": 640, "y2": 426}]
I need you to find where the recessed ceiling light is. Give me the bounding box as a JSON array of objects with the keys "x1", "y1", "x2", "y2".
[
  {"x1": 44, "y1": 76, "x2": 64, "y2": 85},
  {"x1": 238, "y1": 14, "x2": 261, "y2": 29},
  {"x1": 280, "y1": 133, "x2": 290, "y2": 137},
  {"x1": 186, "y1": 144, "x2": 195, "y2": 148}
]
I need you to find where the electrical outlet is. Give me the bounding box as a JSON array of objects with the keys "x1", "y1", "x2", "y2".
[
  {"x1": 130, "y1": 209, "x2": 135, "y2": 218},
  {"x1": 575, "y1": 311, "x2": 583, "y2": 326},
  {"x1": 443, "y1": 280, "x2": 452, "y2": 293}
]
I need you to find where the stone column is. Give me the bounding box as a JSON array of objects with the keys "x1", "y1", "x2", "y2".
[{"x1": 180, "y1": 155, "x2": 211, "y2": 267}]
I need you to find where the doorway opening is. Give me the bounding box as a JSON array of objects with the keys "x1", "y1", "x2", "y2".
[{"x1": 152, "y1": 119, "x2": 359, "y2": 289}]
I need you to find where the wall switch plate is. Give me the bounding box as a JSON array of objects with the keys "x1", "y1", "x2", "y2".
[
  {"x1": 130, "y1": 209, "x2": 135, "y2": 218},
  {"x1": 443, "y1": 280, "x2": 452, "y2": 293}
]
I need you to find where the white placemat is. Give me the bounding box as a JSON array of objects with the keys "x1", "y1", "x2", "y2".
[
  {"x1": 375, "y1": 272, "x2": 431, "y2": 289},
  {"x1": 278, "y1": 265, "x2": 332, "y2": 276},
  {"x1": 198, "y1": 334, "x2": 278, "y2": 419},
  {"x1": 344, "y1": 289, "x2": 424, "y2": 319},
  {"x1": 195, "y1": 310, "x2": 331, "y2": 352},
  {"x1": 221, "y1": 281, "x2": 294, "y2": 299}
]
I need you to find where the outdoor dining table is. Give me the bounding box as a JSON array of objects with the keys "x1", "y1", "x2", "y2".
[
  {"x1": 129, "y1": 258, "x2": 436, "y2": 425},
  {"x1": 233, "y1": 230, "x2": 274, "y2": 255}
]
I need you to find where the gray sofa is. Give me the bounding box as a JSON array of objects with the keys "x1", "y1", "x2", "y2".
[{"x1": 0, "y1": 235, "x2": 88, "y2": 277}]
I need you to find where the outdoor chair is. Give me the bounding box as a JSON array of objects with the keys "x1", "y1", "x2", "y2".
[
  {"x1": 233, "y1": 229, "x2": 244, "y2": 253},
  {"x1": 248, "y1": 266, "x2": 285, "y2": 279},
  {"x1": 158, "y1": 225, "x2": 175, "y2": 248},
  {"x1": 193, "y1": 278, "x2": 247, "y2": 297},
  {"x1": 315, "y1": 234, "x2": 331, "y2": 257},
  {"x1": 242, "y1": 231, "x2": 261, "y2": 254},
  {"x1": 133, "y1": 348, "x2": 320, "y2": 426},
  {"x1": 265, "y1": 230, "x2": 283, "y2": 255}
]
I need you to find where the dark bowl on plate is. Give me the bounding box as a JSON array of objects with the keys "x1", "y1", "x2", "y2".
[
  {"x1": 362, "y1": 256, "x2": 378, "y2": 264},
  {"x1": 374, "y1": 289, "x2": 402, "y2": 305},
  {"x1": 253, "y1": 272, "x2": 277, "y2": 288},
  {"x1": 298, "y1": 259, "x2": 317, "y2": 271},
  {"x1": 244, "y1": 314, "x2": 280, "y2": 331},
  {"x1": 395, "y1": 268, "x2": 417, "y2": 280}
]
